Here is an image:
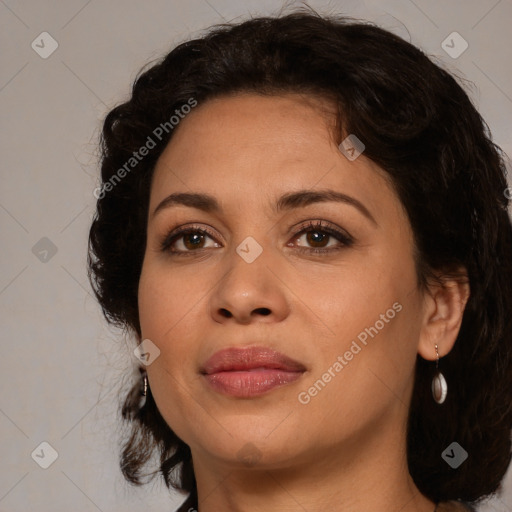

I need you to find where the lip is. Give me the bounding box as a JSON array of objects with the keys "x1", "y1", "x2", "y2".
[{"x1": 201, "y1": 346, "x2": 306, "y2": 398}]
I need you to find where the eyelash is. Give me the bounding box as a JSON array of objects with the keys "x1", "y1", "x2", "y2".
[{"x1": 160, "y1": 220, "x2": 354, "y2": 256}]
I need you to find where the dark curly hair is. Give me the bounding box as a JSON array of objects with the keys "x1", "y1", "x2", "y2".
[{"x1": 87, "y1": 7, "x2": 512, "y2": 512}]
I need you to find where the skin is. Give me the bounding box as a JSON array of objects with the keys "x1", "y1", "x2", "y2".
[{"x1": 137, "y1": 93, "x2": 470, "y2": 512}]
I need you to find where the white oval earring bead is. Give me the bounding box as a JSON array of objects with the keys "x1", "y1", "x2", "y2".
[
  {"x1": 432, "y1": 372, "x2": 448, "y2": 404},
  {"x1": 431, "y1": 343, "x2": 447, "y2": 404}
]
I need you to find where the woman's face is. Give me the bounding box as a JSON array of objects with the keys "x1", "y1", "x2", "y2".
[{"x1": 138, "y1": 92, "x2": 427, "y2": 470}]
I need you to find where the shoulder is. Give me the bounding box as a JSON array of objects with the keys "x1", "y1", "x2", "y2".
[{"x1": 437, "y1": 500, "x2": 477, "y2": 512}]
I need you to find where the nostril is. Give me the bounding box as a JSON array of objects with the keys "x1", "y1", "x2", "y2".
[
  {"x1": 254, "y1": 308, "x2": 271, "y2": 316},
  {"x1": 220, "y1": 308, "x2": 232, "y2": 318}
]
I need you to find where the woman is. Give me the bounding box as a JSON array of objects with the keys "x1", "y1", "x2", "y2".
[{"x1": 88, "y1": 8, "x2": 512, "y2": 512}]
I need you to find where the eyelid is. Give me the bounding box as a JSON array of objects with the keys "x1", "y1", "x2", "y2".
[{"x1": 290, "y1": 219, "x2": 352, "y2": 240}]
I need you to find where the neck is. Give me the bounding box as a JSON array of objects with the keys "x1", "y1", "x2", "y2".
[{"x1": 190, "y1": 412, "x2": 436, "y2": 512}]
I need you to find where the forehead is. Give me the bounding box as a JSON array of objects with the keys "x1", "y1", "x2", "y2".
[
  {"x1": 150, "y1": 93, "x2": 399, "y2": 220},
  {"x1": 158, "y1": 93, "x2": 337, "y2": 165}
]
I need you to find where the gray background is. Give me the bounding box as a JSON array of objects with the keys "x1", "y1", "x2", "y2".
[{"x1": 1, "y1": 0, "x2": 511, "y2": 510}]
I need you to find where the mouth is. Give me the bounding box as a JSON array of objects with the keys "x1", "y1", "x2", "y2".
[{"x1": 200, "y1": 346, "x2": 306, "y2": 398}]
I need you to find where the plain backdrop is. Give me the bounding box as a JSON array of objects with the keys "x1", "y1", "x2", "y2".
[{"x1": 1, "y1": 0, "x2": 511, "y2": 510}]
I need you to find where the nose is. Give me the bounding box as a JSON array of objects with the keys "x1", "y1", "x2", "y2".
[{"x1": 209, "y1": 245, "x2": 290, "y2": 325}]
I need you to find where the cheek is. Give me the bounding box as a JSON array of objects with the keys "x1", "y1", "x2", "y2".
[
  {"x1": 137, "y1": 263, "x2": 207, "y2": 441},
  {"x1": 294, "y1": 244, "x2": 422, "y2": 407},
  {"x1": 137, "y1": 262, "x2": 201, "y2": 383},
  {"x1": 138, "y1": 259, "x2": 202, "y2": 337},
  {"x1": 294, "y1": 248, "x2": 416, "y2": 352}
]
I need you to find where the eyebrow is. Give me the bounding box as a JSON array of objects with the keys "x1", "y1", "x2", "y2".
[{"x1": 152, "y1": 189, "x2": 377, "y2": 225}]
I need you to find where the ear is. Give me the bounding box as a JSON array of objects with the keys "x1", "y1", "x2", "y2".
[{"x1": 417, "y1": 270, "x2": 471, "y2": 361}]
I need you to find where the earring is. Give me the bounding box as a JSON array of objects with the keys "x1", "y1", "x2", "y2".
[
  {"x1": 142, "y1": 372, "x2": 148, "y2": 397},
  {"x1": 431, "y1": 344, "x2": 447, "y2": 404},
  {"x1": 139, "y1": 370, "x2": 148, "y2": 408}
]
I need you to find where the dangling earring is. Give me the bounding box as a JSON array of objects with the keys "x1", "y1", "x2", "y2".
[
  {"x1": 431, "y1": 344, "x2": 447, "y2": 404},
  {"x1": 140, "y1": 370, "x2": 148, "y2": 407},
  {"x1": 142, "y1": 372, "x2": 148, "y2": 396}
]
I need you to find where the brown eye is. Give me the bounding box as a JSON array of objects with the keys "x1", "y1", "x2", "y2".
[
  {"x1": 303, "y1": 230, "x2": 331, "y2": 248},
  {"x1": 161, "y1": 226, "x2": 221, "y2": 254},
  {"x1": 291, "y1": 220, "x2": 354, "y2": 254},
  {"x1": 182, "y1": 232, "x2": 207, "y2": 250}
]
